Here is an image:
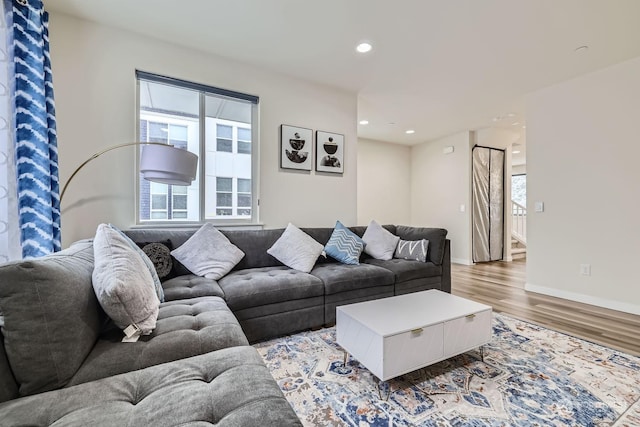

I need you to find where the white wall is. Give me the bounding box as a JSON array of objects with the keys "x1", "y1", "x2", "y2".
[
  {"x1": 357, "y1": 138, "x2": 411, "y2": 225},
  {"x1": 49, "y1": 13, "x2": 357, "y2": 246},
  {"x1": 526, "y1": 56, "x2": 640, "y2": 315},
  {"x1": 411, "y1": 132, "x2": 473, "y2": 264},
  {"x1": 512, "y1": 165, "x2": 527, "y2": 175}
]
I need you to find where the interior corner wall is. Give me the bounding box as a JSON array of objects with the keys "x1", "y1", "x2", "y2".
[
  {"x1": 410, "y1": 131, "x2": 473, "y2": 265},
  {"x1": 526, "y1": 55, "x2": 640, "y2": 315},
  {"x1": 356, "y1": 138, "x2": 411, "y2": 226},
  {"x1": 512, "y1": 165, "x2": 526, "y2": 175},
  {"x1": 48, "y1": 13, "x2": 357, "y2": 246}
]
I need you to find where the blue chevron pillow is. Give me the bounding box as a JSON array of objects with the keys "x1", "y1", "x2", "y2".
[{"x1": 324, "y1": 221, "x2": 365, "y2": 265}]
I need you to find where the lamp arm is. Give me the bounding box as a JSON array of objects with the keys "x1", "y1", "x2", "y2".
[{"x1": 60, "y1": 142, "x2": 170, "y2": 202}]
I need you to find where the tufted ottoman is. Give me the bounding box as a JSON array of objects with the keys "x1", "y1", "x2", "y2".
[
  {"x1": 0, "y1": 346, "x2": 302, "y2": 426},
  {"x1": 218, "y1": 266, "x2": 325, "y2": 342}
]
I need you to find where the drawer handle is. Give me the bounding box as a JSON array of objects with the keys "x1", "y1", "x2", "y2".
[
  {"x1": 466, "y1": 314, "x2": 476, "y2": 320},
  {"x1": 411, "y1": 328, "x2": 423, "y2": 334}
]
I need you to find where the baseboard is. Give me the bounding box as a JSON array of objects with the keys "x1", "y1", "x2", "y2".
[
  {"x1": 525, "y1": 283, "x2": 640, "y2": 316},
  {"x1": 452, "y1": 258, "x2": 474, "y2": 265}
]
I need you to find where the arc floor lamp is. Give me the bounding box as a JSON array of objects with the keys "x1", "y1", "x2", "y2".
[{"x1": 60, "y1": 142, "x2": 198, "y2": 202}]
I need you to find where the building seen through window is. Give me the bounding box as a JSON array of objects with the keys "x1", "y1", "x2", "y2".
[{"x1": 137, "y1": 73, "x2": 258, "y2": 223}]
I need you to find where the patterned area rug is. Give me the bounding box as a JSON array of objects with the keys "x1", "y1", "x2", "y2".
[{"x1": 254, "y1": 314, "x2": 640, "y2": 426}]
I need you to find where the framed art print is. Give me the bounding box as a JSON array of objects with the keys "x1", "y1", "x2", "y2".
[
  {"x1": 280, "y1": 125, "x2": 313, "y2": 171},
  {"x1": 315, "y1": 131, "x2": 344, "y2": 174}
]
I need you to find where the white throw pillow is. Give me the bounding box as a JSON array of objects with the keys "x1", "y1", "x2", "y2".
[
  {"x1": 362, "y1": 220, "x2": 400, "y2": 260},
  {"x1": 92, "y1": 223, "x2": 160, "y2": 335},
  {"x1": 170, "y1": 223, "x2": 245, "y2": 280},
  {"x1": 267, "y1": 223, "x2": 324, "y2": 273}
]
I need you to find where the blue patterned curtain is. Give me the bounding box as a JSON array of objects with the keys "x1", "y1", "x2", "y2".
[{"x1": 5, "y1": 0, "x2": 60, "y2": 258}]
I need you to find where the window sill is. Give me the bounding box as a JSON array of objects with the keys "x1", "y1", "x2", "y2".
[{"x1": 130, "y1": 222, "x2": 265, "y2": 231}]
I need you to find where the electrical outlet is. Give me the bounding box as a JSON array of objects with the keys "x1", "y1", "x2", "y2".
[{"x1": 580, "y1": 264, "x2": 591, "y2": 276}]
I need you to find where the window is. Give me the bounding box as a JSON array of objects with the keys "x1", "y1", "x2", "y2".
[
  {"x1": 237, "y1": 128, "x2": 251, "y2": 154},
  {"x1": 216, "y1": 177, "x2": 233, "y2": 216},
  {"x1": 237, "y1": 178, "x2": 251, "y2": 217},
  {"x1": 511, "y1": 174, "x2": 526, "y2": 207},
  {"x1": 137, "y1": 71, "x2": 259, "y2": 223},
  {"x1": 216, "y1": 125, "x2": 233, "y2": 153}
]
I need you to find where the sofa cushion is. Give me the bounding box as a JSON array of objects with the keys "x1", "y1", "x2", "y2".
[
  {"x1": 0, "y1": 240, "x2": 101, "y2": 397},
  {"x1": 93, "y1": 224, "x2": 160, "y2": 335},
  {"x1": 395, "y1": 226, "x2": 448, "y2": 265},
  {"x1": 267, "y1": 224, "x2": 324, "y2": 273},
  {"x1": 324, "y1": 220, "x2": 365, "y2": 265},
  {"x1": 161, "y1": 274, "x2": 225, "y2": 301},
  {"x1": 310, "y1": 263, "x2": 395, "y2": 296},
  {"x1": 219, "y1": 266, "x2": 325, "y2": 311},
  {"x1": 171, "y1": 223, "x2": 245, "y2": 280},
  {"x1": 362, "y1": 220, "x2": 400, "y2": 260},
  {"x1": 364, "y1": 258, "x2": 442, "y2": 283},
  {"x1": 394, "y1": 238, "x2": 429, "y2": 262},
  {"x1": 0, "y1": 347, "x2": 302, "y2": 427},
  {"x1": 67, "y1": 296, "x2": 247, "y2": 386}
]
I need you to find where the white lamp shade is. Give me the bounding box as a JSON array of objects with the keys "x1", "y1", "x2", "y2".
[{"x1": 140, "y1": 144, "x2": 198, "y2": 186}]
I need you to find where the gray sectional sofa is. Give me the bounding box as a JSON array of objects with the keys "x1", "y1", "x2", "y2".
[{"x1": 0, "y1": 224, "x2": 449, "y2": 426}]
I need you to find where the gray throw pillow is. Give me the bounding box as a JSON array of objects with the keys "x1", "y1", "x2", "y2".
[
  {"x1": 362, "y1": 220, "x2": 400, "y2": 260},
  {"x1": 394, "y1": 239, "x2": 429, "y2": 262},
  {"x1": 92, "y1": 224, "x2": 160, "y2": 335},
  {"x1": 170, "y1": 223, "x2": 245, "y2": 280},
  {"x1": 109, "y1": 224, "x2": 164, "y2": 302},
  {"x1": 267, "y1": 223, "x2": 324, "y2": 272},
  {"x1": 0, "y1": 240, "x2": 100, "y2": 396}
]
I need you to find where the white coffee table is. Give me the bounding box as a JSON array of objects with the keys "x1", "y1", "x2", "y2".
[{"x1": 336, "y1": 289, "x2": 492, "y2": 382}]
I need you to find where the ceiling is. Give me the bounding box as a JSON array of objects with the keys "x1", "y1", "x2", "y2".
[{"x1": 44, "y1": 0, "x2": 640, "y2": 162}]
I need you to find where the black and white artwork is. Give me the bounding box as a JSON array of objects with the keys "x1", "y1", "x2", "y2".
[
  {"x1": 315, "y1": 131, "x2": 344, "y2": 174},
  {"x1": 281, "y1": 125, "x2": 313, "y2": 171}
]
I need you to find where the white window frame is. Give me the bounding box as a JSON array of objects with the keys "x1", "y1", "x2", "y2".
[{"x1": 135, "y1": 71, "x2": 260, "y2": 226}]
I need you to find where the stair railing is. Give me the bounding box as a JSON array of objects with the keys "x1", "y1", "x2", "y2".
[{"x1": 511, "y1": 200, "x2": 527, "y2": 245}]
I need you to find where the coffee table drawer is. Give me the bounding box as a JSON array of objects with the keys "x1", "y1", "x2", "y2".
[
  {"x1": 383, "y1": 324, "x2": 444, "y2": 379},
  {"x1": 444, "y1": 309, "x2": 492, "y2": 356}
]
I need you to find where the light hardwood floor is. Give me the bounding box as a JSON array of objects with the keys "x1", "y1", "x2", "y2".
[{"x1": 451, "y1": 258, "x2": 640, "y2": 356}]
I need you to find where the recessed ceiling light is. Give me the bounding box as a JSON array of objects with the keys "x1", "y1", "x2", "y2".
[
  {"x1": 511, "y1": 122, "x2": 520, "y2": 126},
  {"x1": 522, "y1": 125, "x2": 526, "y2": 129},
  {"x1": 359, "y1": 120, "x2": 369, "y2": 125},
  {"x1": 405, "y1": 129, "x2": 415, "y2": 134},
  {"x1": 575, "y1": 45, "x2": 589, "y2": 53},
  {"x1": 513, "y1": 150, "x2": 521, "y2": 154},
  {"x1": 356, "y1": 42, "x2": 372, "y2": 53},
  {"x1": 507, "y1": 113, "x2": 516, "y2": 117}
]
